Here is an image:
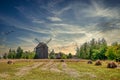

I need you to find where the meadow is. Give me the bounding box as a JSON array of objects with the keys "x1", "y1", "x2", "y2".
[{"x1": 0, "y1": 59, "x2": 120, "y2": 80}]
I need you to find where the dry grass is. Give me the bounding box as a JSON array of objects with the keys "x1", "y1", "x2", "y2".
[{"x1": 0, "y1": 59, "x2": 120, "y2": 80}]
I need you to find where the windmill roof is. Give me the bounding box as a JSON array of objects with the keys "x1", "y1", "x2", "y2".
[{"x1": 36, "y1": 42, "x2": 48, "y2": 48}]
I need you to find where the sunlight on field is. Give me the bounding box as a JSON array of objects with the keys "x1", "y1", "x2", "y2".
[{"x1": 0, "y1": 59, "x2": 120, "y2": 80}]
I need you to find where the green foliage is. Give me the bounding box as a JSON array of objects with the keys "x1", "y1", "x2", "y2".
[
  {"x1": 6, "y1": 47, "x2": 35, "y2": 59},
  {"x1": 105, "y1": 46, "x2": 116, "y2": 60},
  {"x1": 8, "y1": 49, "x2": 16, "y2": 59},
  {"x1": 67, "y1": 53, "x2": 72, "y2": 59},
  {"x1": 49, "y1": 49, "x2": 56, "y2": 59},
  {"x1": 91, "y1": 49, "x2": 100, "y2": 60},
  {"x1": 56, "y1": 52, "x2": 67, "y2": 59},
  {"x1": 105, "y1": 44, "x2": 120, "y2": 60},
  {"x1": 76, "y1": 38, "x2": 107, "y2": 60},
  {"x1": 16, "y1": 46, "x2": 23, "y2": 59},
  {"x1": 3, "y1": 53, "x2": 8, "y2": 59},
  {"x1": 61, "y1": 53, "x2": 67, "y2": 59},
  {"x1": 21, "y1": 51, "x2": 35, "y2": 59}
]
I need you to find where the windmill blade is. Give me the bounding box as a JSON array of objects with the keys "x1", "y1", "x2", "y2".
[
  {"x1": 46, "y1": 38, "x2": 52, "y2": 44},
  {"x1": 35, "y1": 38, "x2": 40, "y2": 43}
]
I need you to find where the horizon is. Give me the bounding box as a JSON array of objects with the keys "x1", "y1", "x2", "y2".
[{"x1": 0, "y1": 0, "x2": 120, "y2": 54}]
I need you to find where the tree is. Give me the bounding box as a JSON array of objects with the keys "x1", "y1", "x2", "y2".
[
  {"x1": 3, "y1": 53, "x2": 7, "y2": 59},
  {"x1": 61, "y1": 54, "x2": 67, "y2": 59},
  {"x1": 8, "y1": 49, "x2": 16, "y2": 59},
  {"x1": 21, "y1": 51, "x2": 35, "y2": 59},
  {"x1": 49, "y1": 49, "x2": 56, "y2": 59},
  {"x1": 91, "y1": 49, "x2": 100, "y2": 60},
  {"x1": 16, "y1": 46, "x2": 23, "y2": 58},
  {"x1": 28, "y1": 51, "x2": 35, "y2": 59},
  {"x1": 105, "y1": 46, "x2": 116, "y2": 60},
  {"x1": 112, "y1": 42, "x2": 118, "y2": 46},
  {"x1": 113, "y1": 43, "x2": 120, "y2": 59},
  {"x1": 67, "y1": 53, "x2": 72, "y2": 59},
  {"x1": 76, "y1": 46, "x2": 80, "y2": 58},
  {"x1": 76, "y1": 38, "x2": 107, "y2": 60}
]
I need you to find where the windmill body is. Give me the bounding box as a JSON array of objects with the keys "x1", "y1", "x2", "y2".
[{"x1": 34, "y1": 38, "x2": 51, "y2": 59}]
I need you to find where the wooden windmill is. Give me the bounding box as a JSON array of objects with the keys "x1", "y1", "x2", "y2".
[{"x1": 34, "y1": 38, "x2": 52, "y2": 59}]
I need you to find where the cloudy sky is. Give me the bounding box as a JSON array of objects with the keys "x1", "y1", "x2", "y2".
[{"x1": 0, "y1": 0, "x2": 120, "y2": 54}]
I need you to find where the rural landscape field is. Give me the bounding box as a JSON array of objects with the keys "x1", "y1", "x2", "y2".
[
  {"x1": 0, "y1": 59, "x2": 120, "y2": 80},
  {"x1": 0, "y1": 0, "x2": 120, "y2": 80}
]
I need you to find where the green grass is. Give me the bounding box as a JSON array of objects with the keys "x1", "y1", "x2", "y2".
[{"x1": 0, "y1": 60, "x2": 120, "y2": 80}]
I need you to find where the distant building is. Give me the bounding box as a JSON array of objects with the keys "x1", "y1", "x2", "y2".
[{"x1": 34, "y1": 42, "x2": 48, "y2": 59}]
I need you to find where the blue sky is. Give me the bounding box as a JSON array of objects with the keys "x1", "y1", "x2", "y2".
[{"x1": 0, "y1": 0, "x2": 120, "y2": 54}]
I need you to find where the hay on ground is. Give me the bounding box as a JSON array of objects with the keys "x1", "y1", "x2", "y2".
[
  {"x1": 107, "y1": 62, "x2": 117, "y2": 68},
  {"x1": 87, "y1": 60, "x2": 93, "y2": 64},
  {"x1": 95, "y1": 60, "x2": 102, "y2": 66},
  {"x1": 7, "y1": 60, "x2": 14, "y2": 64},
  {"x1": 60, "y1": 60, "x2": 64, "y2": 62}
]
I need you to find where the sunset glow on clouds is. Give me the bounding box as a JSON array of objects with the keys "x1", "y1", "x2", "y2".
[{"x1": 0, "y1": 0, "x2": 120, "y2": 54}]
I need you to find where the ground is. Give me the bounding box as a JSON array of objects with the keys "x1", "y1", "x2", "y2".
[{"x1": 0, "y1": 59, "x2": 120, "y2": 80}]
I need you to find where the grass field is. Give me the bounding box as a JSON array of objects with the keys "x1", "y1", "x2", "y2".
[{"x1": 0, "y1": 59, "x2": 120, "y2": 80}]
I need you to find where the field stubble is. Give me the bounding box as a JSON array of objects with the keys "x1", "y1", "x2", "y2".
[{"x1": 0, "y1": 59, "x2": 120, "y2": 80}]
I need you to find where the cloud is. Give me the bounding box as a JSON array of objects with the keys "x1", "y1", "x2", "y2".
[
  {"x1": 1, "y1": 0, "x2": 120, "y2": 54},
  {"x1": 96, "y1": 19, "x2": 120, "y2": 32},
  {"x1": 83, "y1": 1, "x2": 120, "y2": 19},
  {"x1": 0, "y1": 44, "x2": 6, "y2": 49},
  {"x1": 47, "y1": 16, "x2": 62, "y2": 21},
  {"x1": 0, "y1": 15, "x2": 52, "y2": 34},
  {"x1": 50, "y1": 23, "x2": 85, "y2": 33},
  {"x1": 32, "y1": 18, "x2": 45, "y2": 24},
  {"x1": 52, "y1": 6, "x2": 71, "y2": 16}
]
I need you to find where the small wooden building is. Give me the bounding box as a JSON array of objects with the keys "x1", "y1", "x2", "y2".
[{"x1": 35, "y1": 42, "x2": 48, "y2": 59}]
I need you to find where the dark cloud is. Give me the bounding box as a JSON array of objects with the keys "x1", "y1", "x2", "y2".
[{"x1": 97, "y1": 19, "x2": 120, "y2": 32}]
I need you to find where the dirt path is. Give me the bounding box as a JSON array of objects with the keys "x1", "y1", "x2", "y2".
[
  {"x1": 41, "y1": 61, "x2": 80, "y2": 77},
  {"x1": 16, "y1": 62, "x2": 43, "y2": 77},
  {"x1": 0, "y1": 73, "x2": 9, "y2": 78},
  {"x1": 41, "y1": 60, "x2": 62, "y2": 72},
  {"x1": 61, "y1": 62, "x2": 80, "y2": 77}
]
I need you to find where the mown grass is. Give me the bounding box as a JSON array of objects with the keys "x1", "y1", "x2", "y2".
[
  {"x1": 67, "y1": 61, "x2": 120, "y2": 80},
  {"x1": 0, "y1": 60, "x2": 120, "y2": 80}
]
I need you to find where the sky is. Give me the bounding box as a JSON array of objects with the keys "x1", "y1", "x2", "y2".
[{"x1": 0, "y1": 0, "x2": 120, "y2": 54}]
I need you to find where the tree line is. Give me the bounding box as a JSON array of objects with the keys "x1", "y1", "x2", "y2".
[
  {"x1": 76, "y1": 38, "x2": 120, "y2": 60},
  {"x1": 2, "y1": 47, "x2": 35, "y2": 59},
  {"x1": 49, "y1": 49, "x2": 72, "y2": 59},
  {"x1": 1, "y1": 38, "x2": 120, "y2": 60},
  {"x1": 2, "y1": 47, "x2": 73, "y2": 59}
]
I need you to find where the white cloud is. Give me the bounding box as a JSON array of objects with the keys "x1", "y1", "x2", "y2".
[
  {"x1": 50, "y1": 23, "x2": 85, "y2": 33},
  {"x1": 17, "y1": 37, "x2": 33, "y2": 43},
  {"x1": 32, "y1": 18, "x2": 45, "y2": 24},
  {"x1": 83, "y1": 1, "x2": 120, "y2": 19},
  {"x1": 1, "y1": 0, "x2": 120, "y2": 54},
  {"x1": 0, "y1": 15, "x2": 51, "y2": 34},
  {"x1": 52, "y1": 6, "x2": 71, "y2": 16},
  {"x1": 47, "y1": 16, "x2": 62, "y2": 21}
]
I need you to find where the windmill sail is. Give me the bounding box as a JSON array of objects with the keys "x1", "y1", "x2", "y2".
[
  {"x1": 46, "y1": 38, "x2": 52, "y2": 44},
  {"x1": 35, "y1": 38, "x2": 40, "y2": 43}
]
